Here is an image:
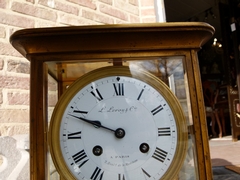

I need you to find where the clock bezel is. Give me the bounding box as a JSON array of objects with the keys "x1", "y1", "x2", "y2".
[{"x1": 48, "y1": 65, "x2": 188, "y2": 180}]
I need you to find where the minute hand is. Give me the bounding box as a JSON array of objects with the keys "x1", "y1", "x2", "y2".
[{"x1": 68, "y1": 114, "x2": 115, "y2": 133}]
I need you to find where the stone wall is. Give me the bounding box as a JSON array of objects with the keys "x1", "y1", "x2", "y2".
[
  {"x1": 0, "y1": 0, "x2": 156, "y2": 136},
  {"x1": 0, "y1": 0, "x2": 157, "y2": 179}
]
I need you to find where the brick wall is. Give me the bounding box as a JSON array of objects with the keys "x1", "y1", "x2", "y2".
[{"x1": 0, "y1": 0, "x2": 156, "y2": 136}]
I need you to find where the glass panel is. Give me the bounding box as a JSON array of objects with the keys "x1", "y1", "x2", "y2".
[
  {"x1": 125, "y1": 57, "x2": 198, "y2": 180},
  {"x1": 47, "y1": 56, "x2": 198, "y2": 179},
  {"x1": 125, "y1": 57, "x2": 192, "y2": 124},
  {"x1": 48, "y1": 74, "x2": 60, "y2": 179}
]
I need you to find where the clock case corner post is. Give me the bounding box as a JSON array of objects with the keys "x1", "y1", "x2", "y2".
[
  {"x1": 29, "y1": 58, "x2": 49, "y2": 180},
  {"x1": 186, "y1": 50, "x2": 213, "y2": 180}
]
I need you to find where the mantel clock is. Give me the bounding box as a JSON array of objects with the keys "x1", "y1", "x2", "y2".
[{"x1": 10, "y1": 22, "x2": 215, "y2": 180}]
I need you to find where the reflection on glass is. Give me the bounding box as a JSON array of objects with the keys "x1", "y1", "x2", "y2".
[
  {"x1": 178, "y1": 135, "x2": 199, "y2": 180},
  {"x1": 126, "y1": 57, "x2": 197, "y2": 180}
]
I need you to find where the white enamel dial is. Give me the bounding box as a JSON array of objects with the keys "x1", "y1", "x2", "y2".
[{"x1": 49, "y1": 66, "x2": 187, "y2": 180}]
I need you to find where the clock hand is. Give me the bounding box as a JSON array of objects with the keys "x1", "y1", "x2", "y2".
[
  {"x1": 68, "y1": 114, "x2": 115, "y2": 133},
  {"x1": 68, "y1": 114, "x2": 125, "y2": 138}
]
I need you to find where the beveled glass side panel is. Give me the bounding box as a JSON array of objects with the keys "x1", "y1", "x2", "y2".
[
  {"x1": 125, "y1": 57, "x2": 198, "y2": 180},
  {"x1": 47, "y1": 74, "x2": 60, "y2": 179}
]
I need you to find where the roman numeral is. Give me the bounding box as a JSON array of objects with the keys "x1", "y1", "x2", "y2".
[
  {"x1": 113, "y1": 83, "x2": 124, "y2": 96},
  {"x1": 73, "y1": 110, "x2": 88, "y2": 114},
  {"x1": 118, "y1": 174, "x2": 125, "y2": 180},
  {"x1": 151, "y1": 104, "x2": 164, "y2": 115},
  {"x1": 64, "y1": 131, "x2": 81, "y2": 139},
  {"x1": 91, "y1": 87, "x2": 103, "y2": 101},
  {"x1": 72, "y1": 149, "x2": 89, "y2": 168},
  {"x1": 90, "y1": 167, "x2": 104, "y2": 180},
  {"x1": 137, "y1": 88, "x2": 145, "y2": 100},
  {"x1": 152, "y1": 147, "x2": 168, "y2": 163},
  {"x1": 141, "y1": 168, "x2": 151, "y2": 178},
  {"x1": 158, "y1": 127, "x2": 171, "y2": 136}
]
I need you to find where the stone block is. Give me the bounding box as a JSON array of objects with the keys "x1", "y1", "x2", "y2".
[
  {"x1": 11, "y1": 2, "x2": 57, "y2": 22},
  {"x1": 99, "y1": 4, "x2": 128, "y2": 21},
  {"x1": 68, "y1": 0, "x2": 97, "y2": 10},
  {"x1": 0, "y1": 124, "x2": 29, "y2": 136},
  {"x1": 8, "y1": 91, "x2": 29, "y2": 105},
  {"x1": 0, "y1": 41, "x2": 23, "y2": 57},
  {"x1": 99, "y1": 0, "x2": 113, "y2": 5},
  {"x1": 0, "y1": 109, "x2": 29, "y2": 123},
  {"x1": 0, "y1": 75, "x2": 30, "y2": 90},
  {"x1": 59, "y1": 12, "x2": 95, "y2": 25},
  {"x1": 82, "y1": 9, "x2": 114, "y2": 24},
  {"x1": 0, "y1": 135, "x2": 29, "y2": 180},
  {"x1": 39, "y1": 0, "x2": 79, "y2": 15},
  {"x1": 0, "y1": 0, "x2": 7, "y2": 9},
  {"x1": 0, "y1": 11, "x2": 34, "y2": 28},
  {"x1": 7, "y1": 59, "x2": 30, "y2": 74},
  {"x1": 0, "y1": 59, "x2": 4, "y2": 70},
  {"x1": 0, "y1": 26, "x2": 5, "y2": 38},
  {"x1": 0, "y1": 89, "x2": 2, "y2": 105}
]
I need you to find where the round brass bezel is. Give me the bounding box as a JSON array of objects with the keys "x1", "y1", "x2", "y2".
[{"x1": 49, "y1": 66, "x2": 188, "y2": 180}]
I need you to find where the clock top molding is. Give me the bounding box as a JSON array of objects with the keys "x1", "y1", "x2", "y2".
[{"x1": 10, "y1": 22, "x2": 214, "y2": 61}]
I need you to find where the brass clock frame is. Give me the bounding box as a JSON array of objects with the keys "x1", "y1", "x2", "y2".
[
  {"x1": 49, "y1": 66, "x2": 188, "y2": 180},
  {"x1": 10, "y1": 22, "x2": 215, "y2": 180}
]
